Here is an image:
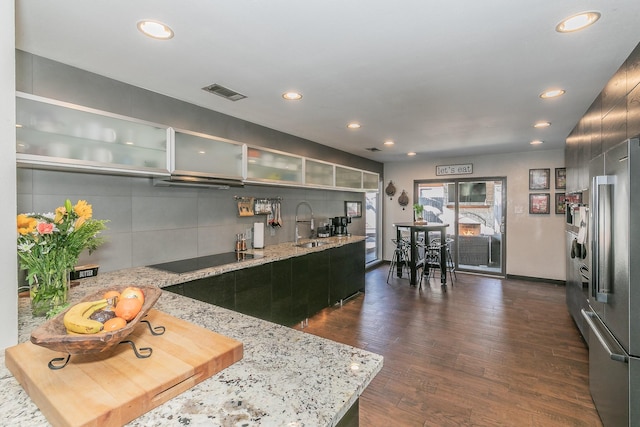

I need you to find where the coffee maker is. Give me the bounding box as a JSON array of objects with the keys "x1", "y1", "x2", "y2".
[{"x1": 330, "y1": 216, "x2": 351, "y2": 236}]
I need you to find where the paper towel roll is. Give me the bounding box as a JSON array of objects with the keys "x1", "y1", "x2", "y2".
[{"x1": 253, "y1": 222, "x2": 264, "y2": 249}]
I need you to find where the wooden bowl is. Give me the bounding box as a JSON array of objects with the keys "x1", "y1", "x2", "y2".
[{"x1": 30, "y1": 285, "x2": 162, "y2": 355}]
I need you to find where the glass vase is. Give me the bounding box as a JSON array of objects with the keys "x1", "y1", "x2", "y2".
[{"x1": 29, "y1": 268, "x2": 70, "y2": 317}]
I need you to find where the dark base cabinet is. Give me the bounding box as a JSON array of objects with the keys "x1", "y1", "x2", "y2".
[
  {"x1": 235, "y1": 263, "x2": 272, "y2": 320},
  {"x1": 307, "y1": 251, "x2": 331, "y2": 316},
  {"x1": 163, "y1": 273, "x2": 235, "y2": 311},
  {"x1": 272, "y1": 258, "x2": 294, "y2": 326},
  {"x1": 164, "y1": 242, "x2": 362, "y2": 327},
  {"x1": 187, "y1": 273, "x2": 235, "y2": 310},
  {"x1": 330, "y1": 240, "x2": 365, "y2": 304}
]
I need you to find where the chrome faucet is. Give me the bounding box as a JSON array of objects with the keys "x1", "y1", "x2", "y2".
[{"x1": 295, "y1": 201, "x2": 315, "y2": 244}]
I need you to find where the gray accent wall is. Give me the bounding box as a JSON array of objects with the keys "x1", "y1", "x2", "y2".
[
  {"x1": 15, "y1": 50, "x2": 378, "y2": 273},
  {"x1": 16, "y1": 50, "x2": 383, "y2": 173}
]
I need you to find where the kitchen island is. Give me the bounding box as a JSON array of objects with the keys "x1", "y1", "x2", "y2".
[{"x1": 1, "y1": 236, "x2": 382, "y2": 426}]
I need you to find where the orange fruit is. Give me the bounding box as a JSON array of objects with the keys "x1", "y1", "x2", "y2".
[
  {"x1": 103, "y1": 290, "x2": 120, "y2": 307},
  {"x1": 103, "y1": 317, "x2": 127, "y2": 332},
  {"x1": 114, "y1": 297, "x2": 143, "y2": 321},
  {"x1": 121, "y1": 286, "x2": 145, "y2": 304},
  {"x1": 103, "y1": 290, "x2": 120, "y2": 300}
]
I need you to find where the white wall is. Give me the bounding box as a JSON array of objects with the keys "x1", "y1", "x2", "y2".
[
  {"x1": 1, "y1": 0, "x2": 18, "y2": 349},
  {"x1": 384, "y1": 149, "x2": 566, "y2": 281}
]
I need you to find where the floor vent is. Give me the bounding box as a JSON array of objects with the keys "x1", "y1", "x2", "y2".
[
  {"x1": 366, "y1": 147, "x2": 381, "y2": 152},
  {"x1": 202, "y1": 84, "x2": 247, "y2": 101}
]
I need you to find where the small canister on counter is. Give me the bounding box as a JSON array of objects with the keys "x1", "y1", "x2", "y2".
[{"x1": 235, "y1": 233, "x2": 243, "y2": 252}]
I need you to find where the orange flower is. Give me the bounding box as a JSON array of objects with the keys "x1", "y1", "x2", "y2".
[
  {"x1": 74, "y1": 217, "x2": 86, "y2": 229},
  {"x1": 17, "y1": 214, "x2": 37, "y2": 235},
  {"x1": 54, "y1": 206, "x2": 67, "y2": 224},
  {"x1": 73, "y1": 200, "x2": 92, "y2": 221}
]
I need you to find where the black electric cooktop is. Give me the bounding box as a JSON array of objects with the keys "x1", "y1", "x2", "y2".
[{"x1": 148, "y1": 252, "x2": 259, "y2": 274}]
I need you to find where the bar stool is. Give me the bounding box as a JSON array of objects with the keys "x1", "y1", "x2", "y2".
[
  {"x1": 415, "y1": 241, "x2": 429, "y2": 289},
  {"x1": 422, "y1": 237, "x2": 456, "y2": 285},
  {"x1": 444, "y1": 238, "x2": 457, "y2": 280},
  {"x1": 387, "y1": 238, "x2": 410, "y2": 284}
]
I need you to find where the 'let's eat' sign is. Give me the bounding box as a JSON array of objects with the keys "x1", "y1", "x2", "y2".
[{"x1": 436, "y1": 164, "x2": 473, "y2": 176}]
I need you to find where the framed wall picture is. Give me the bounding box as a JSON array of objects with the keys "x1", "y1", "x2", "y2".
[
  {"x1": 345, "y1": 201, "x2": 362, "y2": 218},
  {"x1": 555, "y1": 193, "x2": 567, "y2": 214},
  {"x1": 529, "y1": 193, "x2": 550, "y2": 214},
  {"x1": 529, "y1": 168, "x2": 550, "y2": 190},
  {"x1": 555, "y1": 168, "x2": 567, "y2": 190}
]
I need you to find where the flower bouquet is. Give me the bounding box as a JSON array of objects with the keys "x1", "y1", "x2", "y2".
[{"x1": 17, "y1": 199, "x2": 108, "y2": 317}]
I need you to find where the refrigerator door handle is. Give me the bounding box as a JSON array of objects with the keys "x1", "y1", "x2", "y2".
[
  {"x1": 579, "y1": 264, "x2": 589, "y2": 280},
  {"x1": 581, "y1": 309, "x2": 628, "y2": 363},
  {"x1": 591, "y1": 175, "x2": 615, "y2": 303}
]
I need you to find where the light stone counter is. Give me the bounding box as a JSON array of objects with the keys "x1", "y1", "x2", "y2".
[{"x1": 1, "y1": 235, "x2": 382, "y2": 426}]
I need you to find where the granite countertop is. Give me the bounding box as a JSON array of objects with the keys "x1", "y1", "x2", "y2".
[
  {"x1": 141, "y1": 235, "x2": 367, "y2": 285},
  {"x1": 1, "y1": 235, "x2": 382, "y2": 426}
]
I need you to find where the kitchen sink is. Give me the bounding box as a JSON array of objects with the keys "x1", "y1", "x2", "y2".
[{"x1": 296, "y1": 241, "x2": 329, "y2": 248}]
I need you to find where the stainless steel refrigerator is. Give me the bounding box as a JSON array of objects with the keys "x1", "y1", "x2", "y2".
[{"x1": 582, "y1": 137, "x2": 640, "y2": 427}]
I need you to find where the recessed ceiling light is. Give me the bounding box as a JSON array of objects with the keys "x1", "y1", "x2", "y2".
[
  {"x1": 407, "y1": 152, "x2": 417, "y2": 156},
  {"x1": 540, "y1": 89, "x2": 565, "y2": 99},
  {"x1": 530, "y1": 140, "x2": 544, "y2": 145},
  {"x1": 533, "y1": 121, "x2": 551, "y2": 128},
  {"x1": 198, "y1": 150, "x2": 206, "y2": 154},
  {"x1": 15, "y1": 124, "x2": 22, "y2": 128},
  {"x1": 556, "y1": 11, "x2": 601, "y2": 33},
  {"x1": 384, "y1": 140, "x2": 395, "y2": 146},
  {"x1": 347, "y1": 122, "x2": 361, "y2": 129},
  {"x1": 125, "y1": 141, "x2": 134, "y2": 145},
  {"x1": 282, "y1": 92, "x2": 302, "y2": 100},
  {"x1": 137, "y1": 20, "x2": 174, "y2": 40}
]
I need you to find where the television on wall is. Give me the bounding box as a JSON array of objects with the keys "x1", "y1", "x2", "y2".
[{"x1": 447, "y1": 182, "x2": 487, "y2": 204}]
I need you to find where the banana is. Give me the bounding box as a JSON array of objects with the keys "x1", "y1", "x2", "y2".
[{"x1": 63, "y1": 298, "x2": 110, "y2": 334}]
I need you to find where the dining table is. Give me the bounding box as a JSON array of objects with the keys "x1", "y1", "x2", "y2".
[{"x1": 393, "y1": 222, "x2": 450, "y2": 288}]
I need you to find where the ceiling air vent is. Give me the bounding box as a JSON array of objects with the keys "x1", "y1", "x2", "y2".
[
  {"x1": 202, "y1": 84, "x2": 247, "y2": 101},
  {"x1": 365, "y1": 147, "x2": 381, "y2": 152}
]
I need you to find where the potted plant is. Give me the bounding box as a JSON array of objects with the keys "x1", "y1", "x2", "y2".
[{"x1": 413, "y1": 203, "x2": 425, "y2": 223}]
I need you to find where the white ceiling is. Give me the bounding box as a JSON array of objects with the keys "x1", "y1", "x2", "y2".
[{"x1": 14, "y1": 1, "x2": 640, "y2": 163}]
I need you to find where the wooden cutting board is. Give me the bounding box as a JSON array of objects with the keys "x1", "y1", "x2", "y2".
[{"x1": 5, "y1": 309, "x2": 243, "y2": 427}]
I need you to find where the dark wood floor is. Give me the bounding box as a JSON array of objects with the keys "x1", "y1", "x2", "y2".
[{"x1": 297, "y1": 264, "x2": 603, "y2": 427}]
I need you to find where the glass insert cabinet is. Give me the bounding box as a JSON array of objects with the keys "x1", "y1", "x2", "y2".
[
  {"x1": 336, "y1": 165, "x2": 363, "y2": 189},
  {"x1": 15, "y1": 92, "x2": 379, "y2": 191},
  {"x1": 305, "y1": 159, "x2": 334, "y2": 187},
  {"x1": 246, "y1": 147, "x2": 303, "y2": 185},
  {"x1": 171, "y1": 129, "x2": 244, "y2": 180},
  {"x1": 16, "y1": 92, "x2": 170, "y2": 176}
]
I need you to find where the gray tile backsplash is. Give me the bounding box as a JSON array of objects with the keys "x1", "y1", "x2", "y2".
[
  {"x1": 31, "y1": 169, "x2": 133, "y2": 197},
  {"x1": 132, "y1": 228, "x2": 199, "y2": 266},
  {"x1": 77, "y1": 232, "x2": 133, "y2": 271},
  {"x1": 17, "y1": 169, "x2": 365, "y2": 273},
  {"x1": 132, "y1": 196, "x2": 198, "y2": 231}
]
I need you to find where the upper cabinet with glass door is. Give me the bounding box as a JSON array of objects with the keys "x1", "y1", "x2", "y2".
[
  {"x1": 15, "y1": 93, "x2": 169, "y2": 176},
  {"x1": 363, "y1": 171, "x2": 380, "y2": 191},
  {"x1": 246, "y1": 146, "x2": 303, "y2": 185},
  {"x1": 171, "y1": 129, "x2": 244, "y2": 180},
  {"x1": 335, "y1": 165, "x2": 363, "y2": 189},
  {"x1": 305, "y1": 159, "x2": 334, "y2": 187}
]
